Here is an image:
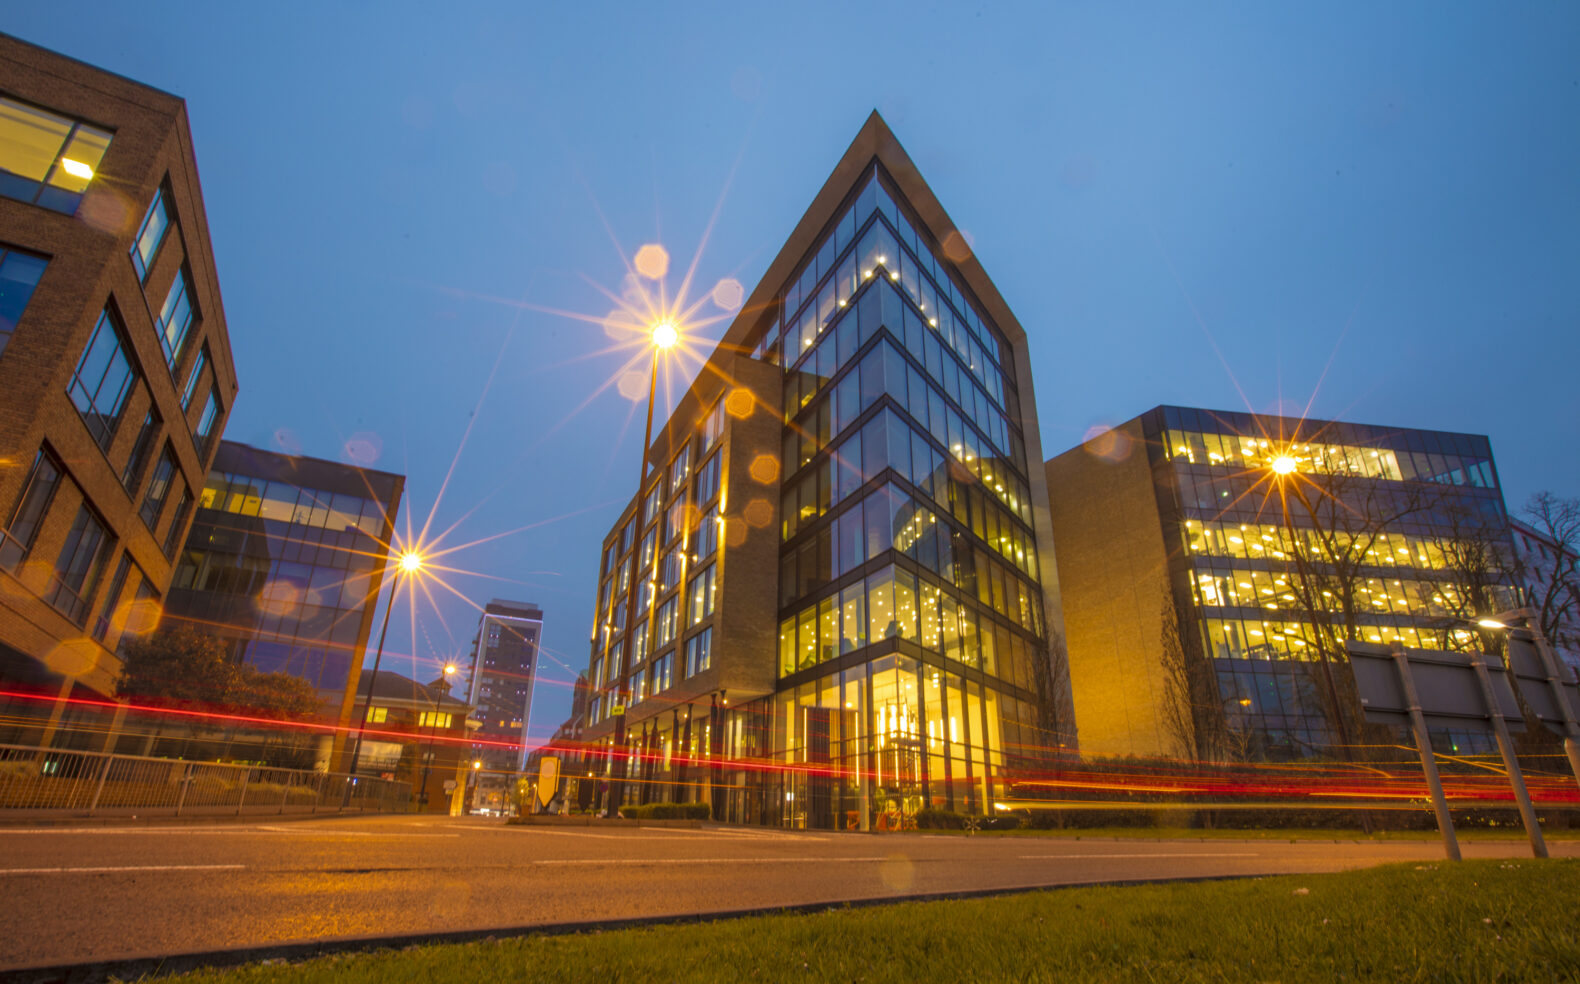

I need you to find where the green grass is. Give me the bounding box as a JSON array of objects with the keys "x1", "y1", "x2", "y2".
[{"x1": 168, "y1": 860, "x2": 1580, "y2": 984}]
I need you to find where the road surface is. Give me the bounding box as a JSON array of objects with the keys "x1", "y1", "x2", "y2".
[{"x1": 0, "y1": 814, "x2": 1566, "y2": 971}]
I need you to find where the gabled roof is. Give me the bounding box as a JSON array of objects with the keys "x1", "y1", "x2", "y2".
[
  {"x1": 644, "y1": 110, "x2": 1027, "y2": 471},
  {"x1": 357, "y1": 669, "x2": 469, "y2": 710}
]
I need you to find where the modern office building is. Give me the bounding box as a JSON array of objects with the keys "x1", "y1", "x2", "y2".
[
  {"x1": 1046, "y1": 405, "x2": 1517, "y2": 759},
  {"x1": 163, "y1": 440, "x2": 403, "y2": 767},
  {"x1": 464, "y1": 599, "x2": 543, "y2": 799},
  {"x1": 0, "y1": 36, "x2": 237, "y2": 722},
  {"x1": 351, "y1": 668, "x2": 471, "y2": 813},
  {"x1": 579, "y1": 113, "x2": 1068, "y2": 829}
]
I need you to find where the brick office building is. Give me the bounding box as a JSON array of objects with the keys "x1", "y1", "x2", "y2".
[{"x1": 0, "y1": 35, "x2": 237, "y2": 731}]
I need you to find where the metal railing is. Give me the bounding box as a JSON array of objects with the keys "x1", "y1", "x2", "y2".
[{"x1": 0, "y1": 744, "x2": 410, "y2": 817}]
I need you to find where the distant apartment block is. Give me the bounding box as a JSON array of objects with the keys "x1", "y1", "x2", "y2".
[{"x1": 465, "y1": 600, "x2": 543, "y2": 795}]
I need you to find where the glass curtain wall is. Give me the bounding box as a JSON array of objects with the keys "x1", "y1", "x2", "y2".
[{"x1": 746, "y1": 166, "x2": 1052, "y2": 829}]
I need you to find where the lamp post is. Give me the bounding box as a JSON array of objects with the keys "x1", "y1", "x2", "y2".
[
  {"x1": 347, "y1": 550, "x2": 424, "y2": 778},
  {"x1": 419, "y1": 662, "x2": 459, "y2": 810},
  {"x1": 1266, "y1": 455, "x2": 1356, "y2": 755},
  {"x1": 605, "y1": 319, "x2": 677, "y2": 818}
]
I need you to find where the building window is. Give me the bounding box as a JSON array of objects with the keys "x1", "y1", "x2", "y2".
[
  {"x1": 652, "y1": 653, "x2": 672, "y2": 694},
  {"x1": 366, "y1": 706, "x2": 388, "y2": 724},
  {"x1": 701, "y1": 400, "x2": 725, "y2": 449},
  {"x1": 93, "y1": 554, "x2": 132, "y2": 642},
  {"x1": 642, "y1": 483, "x2": 663, "y2": 526},
  {"x1": 685, "y1": 627, "x2": 712, "y2": 677},
  {"x1": 0, "y1": 95, "x2": 112, "y2": 213},
  {"x1": 0, "y1": 245, "x2": 48, "y2": 358},
  {"x1": 155, "y1": 267, "x2": 196, "y2": 371},
  {"x1": 131, "y1": 187, "x2": 171, "y2": 280},
  {"x1": 68, "y1": 308, "x2": 138, "y2": 451},
  {"x1": 46, "y1": 501, "x2": 111, "y2": 624},
  {"x1": 693, "y1": 506, "x2": 718, "y2": 561},
  {"x1": 688, "y1": 564, "x2": 716, "y2": 624},
  {"x1": 0, "y1": 449, "x2": 62, "y2": 573},
  {"x1": 418, "y1": 711, "x2": 452, "y2": 729},
  {"x1": 655, "y1": 597, "x2": 678, "y2": 648},
  {"x1": 669, "y1": 446, "x2": 691, "y2": 493},
  {"x1": 140, "y1": 445, "x2": 176, "y2": 529},
  {"x1": 193, "y1": 391, "x2": 222, "y2": 460},
  {"x1": 695, "y1": 452, "x2": 721, "y2": 505},
  {"x1": 181, "y1": 345, "x2": 209, "y2": 410},
  {"x1": 121, "y1": 409, "x2": 161, "y2": 494},
  {"x1": 163, "y1": 484, "x2": 192, "y2": 555}
]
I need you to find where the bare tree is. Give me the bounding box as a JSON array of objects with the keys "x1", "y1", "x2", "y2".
[
  {"x1": 1518, "y1": 492, "x2": 1580, "y2": 649},
  {"x1": 1267, "y1": 469, "x2": 1445, "y2": 756},
  {"x1": 1160, "y1": 586, "x2": 1226, "y2": 760}
]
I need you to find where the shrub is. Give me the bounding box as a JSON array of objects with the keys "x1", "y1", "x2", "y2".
[
  {"x1": 915, "y1": 807, "x2": 1020, "y2": 831},
  {"x1": 620, "y1": 801, "x2": 710, "y2": 820}
]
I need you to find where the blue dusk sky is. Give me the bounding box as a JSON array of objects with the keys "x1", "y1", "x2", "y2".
[{"x1": 10, "y1": 3, "x2": 1578, "y2": 743}]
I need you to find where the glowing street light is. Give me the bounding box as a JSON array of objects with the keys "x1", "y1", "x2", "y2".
[
  {"x1": 606, "y1": 316, "x2": 678, "y2": 816},
  {"x1": 1271, "y1": 455, "x2": 1298, "y2": 475},
  {"x1": 347, "y1": 548, "x2": 428, "y2": 778},
  {"x1": 651, "y1": 319, "x2": 679, "y2": 350}
]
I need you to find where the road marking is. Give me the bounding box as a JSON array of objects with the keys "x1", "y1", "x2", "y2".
[
  {"x1": 528, "y1": 857, "x2": 889, "y2": 866},
  {"x1": 256, "y1": 826, "x2": 460, "y2": 837},
  {"x1": 1017, "y1": 852, "x2": 1260, "y2": 860},
  {"x1": 0, "y1": 864, "x2": 245, "y2": 875}
]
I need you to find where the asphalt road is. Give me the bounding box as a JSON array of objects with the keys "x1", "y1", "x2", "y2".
[{"x1": 0, "y1": 815, "x2": 1569, "y2": 971}]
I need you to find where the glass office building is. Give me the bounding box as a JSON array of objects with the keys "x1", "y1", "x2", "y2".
[
  {"x1": 1048, "y1": 405, "x2": 1517, "y2": 759},
  {"x1": 164, "y1": 440, "x2": 403, "y2": 766},
  {"x1": 578, "y1": 113, "x2": 1068, "y2": 829}
]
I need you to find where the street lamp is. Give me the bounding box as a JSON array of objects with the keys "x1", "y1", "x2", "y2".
[
  {"x1": 605, "y1": 317, "x2": 679, "y2": 817},
  {"x1": 419, "y1": 662, "x2": 459, "y2": 810},
  {"x1": 1456, "y1": 608, "x2": 1580, "y2": 784},
  {"x1": 347, "y1": 550, "x2": 425, "y2": 777}
]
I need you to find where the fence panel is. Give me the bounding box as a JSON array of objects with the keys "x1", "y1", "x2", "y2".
[{"x1": 0, "y1": 744, "x2": 409, "y2": 818}]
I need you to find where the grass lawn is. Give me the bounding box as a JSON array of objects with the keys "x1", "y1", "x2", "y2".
[{"x1": 170, "y1": 860, "x2": 1579, "y2": 984}]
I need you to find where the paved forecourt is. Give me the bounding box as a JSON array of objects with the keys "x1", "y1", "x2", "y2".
[{"x1": 0, "y1": 815, "x2": 1568, "y2": 971}]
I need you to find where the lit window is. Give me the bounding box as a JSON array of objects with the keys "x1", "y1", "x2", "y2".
[
  {"x1": 685, "y1": 627, "x2": 712, "y2": 677},
  {"x1": 418, "y1": 711, "x2": 453, "y2": 729},
  {"x1": 131, "y1": 188, "x2": 171, "y2": 280},
  {"x1": 67, "y1": 308, "x2": 138, "y2": 451},
  {"x1": 0, "y1": 95, "x2": 112, "y2": 213},
  {"x1": 0, "y1": 245, "x2": 48, "y2": 357},
  {"x1": 365, "y1": 706, "x2": 388, "y2": 724}
]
